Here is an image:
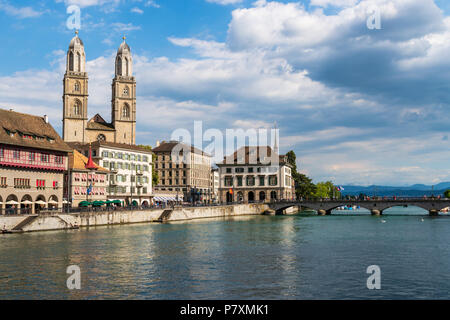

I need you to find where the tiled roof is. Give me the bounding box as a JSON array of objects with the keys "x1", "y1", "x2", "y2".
[
  {"x1": 69, "y1": 150, "x2": 108, "y2": 172},
  {"x1": 0, "y1": 108, "x2": 71, "y2": 153},
  {"x1": 219, "y1": 146, "x2": 287, "y2": 165},
  {"x1": 86, "y1": 114, "x2": 115, "y2": 131},
  {"x1": 67, "y1": 141, "x2": 153, "y2": 154},
  {"x1": 153, "y1": 141, "x2": 209, "y2": 156}
]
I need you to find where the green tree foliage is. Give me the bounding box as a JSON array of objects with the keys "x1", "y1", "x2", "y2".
[
  {"x1": 314, "y1": 181, "x2": 341, "y2": 199},
  {"x1": 444, "y1": 189, "x2": 450, "y2": 198},
  {"x1": 286, "y1": 150, "x2": 316, "y2": 199},
  {"x1": 137, "y1": 145, "x2": 159, "y2": 186}
]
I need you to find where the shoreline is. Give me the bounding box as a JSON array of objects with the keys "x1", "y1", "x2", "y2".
[{"x1": 0, "y1": 203, "x2": 269, "y2": 234}]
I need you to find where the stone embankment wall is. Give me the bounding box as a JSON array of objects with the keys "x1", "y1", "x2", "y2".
[{"x1": 0, "y1": 203, "x2": 269, "y2": 233}]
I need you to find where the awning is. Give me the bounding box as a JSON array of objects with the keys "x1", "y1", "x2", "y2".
[
  {"x1": 154, "y1": 195, "x2": 183, "y2": 202},
  {"x1": 6, "y1": 200, "x2": 19, "y2": 205},
  {"x1": 21, "y1": 200, "x2": 33, "y2": 205},
  {"x1": 35, "y1": 200, "x2": 47, "y2": 205},
  {"x1": 48, "y1": 200, "x2": 58, "y2": 205}
]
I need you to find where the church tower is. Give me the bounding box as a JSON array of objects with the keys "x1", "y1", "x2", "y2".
[
  {"x1": 62, "y1": 31, "x2": 89, "y2": 143},
  {"x1": 111, "y1": 37, "x2": 136, "y2": 145}
]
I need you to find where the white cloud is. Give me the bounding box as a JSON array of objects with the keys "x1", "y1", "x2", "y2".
[
  {"x1": 131, "y1": 7, "x2": 144, "y2": 14},
  {"x1": 111, "y1": 22, "x2": 141, "y2": 32},
  {"x1": 206, "y1": 0, "x2": 243, "y2": 5},
  {"x1": 0, "y1": 1, "x2": 44, "y2": 18}
]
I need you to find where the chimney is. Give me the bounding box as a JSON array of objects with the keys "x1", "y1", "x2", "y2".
[
  {"x1": 156, "y1": 140, "x2": 160, "y2": 147},
  {"x1": 44, "y1": 115, "x2": 49, "y2": 123}
]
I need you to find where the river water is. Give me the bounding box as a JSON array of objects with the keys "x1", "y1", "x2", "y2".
[{"x1": 1, "y1": 206, "x2": 450, "y2": 300}]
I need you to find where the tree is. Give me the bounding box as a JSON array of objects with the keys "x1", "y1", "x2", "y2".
[
  {"x1": 286, "y1": 150, "x2": 316, "y2": 199},
  {"x1": 314, "y1": 181, "x2": 341, "y2": 199},
  {"x1": 137, "y1": 145, "x2": 159, "y2": 186},
  {"x1": 444, "y1": 189, "x2": 450, "y2": 198}
]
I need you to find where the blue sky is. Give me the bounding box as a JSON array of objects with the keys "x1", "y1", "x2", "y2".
[{"x1": 1, "y1": 0, "x2": 450, "y2": 186}]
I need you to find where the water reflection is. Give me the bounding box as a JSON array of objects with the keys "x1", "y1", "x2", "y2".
[{"x1": 1, "y1": 210, "x2": 450, "y2": 299}]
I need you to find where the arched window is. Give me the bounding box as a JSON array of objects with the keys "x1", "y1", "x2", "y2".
[
  {"x1": 73, "y1": 100, "x2": 82, "y2": 116},
  {"x1": 125, "y1": 57, "x2": 129, "y2": 76},
  {"x1": 74, "y1": 81, "x2": 80, "y2": 92},
  {"x1": 122, "y1": 104, "x2": 130, "y2": 118},
  {"x1": 117, "y1": 57, "x2": 122, "y2": 75},
  {"x1": 123, "y1": 86, "x2": 129, "y2": 97},
  {"x1": 97, "y1": 134, "x2": 106, "y2": 142},
  {"x1": 77, "y1": 52, "x2": 81, "y2": 72},
  {"x1": 69, "y1": 52, "x2": 74, "y2": 71}
]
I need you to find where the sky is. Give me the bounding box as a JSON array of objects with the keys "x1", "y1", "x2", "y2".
[{"x1": 1, "y1": 0, "x2": 450, "y2": 186}]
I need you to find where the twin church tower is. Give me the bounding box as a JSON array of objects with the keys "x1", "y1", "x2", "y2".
[{"x1": 62, "y1": 31, "x2": 136, "y2": 145}]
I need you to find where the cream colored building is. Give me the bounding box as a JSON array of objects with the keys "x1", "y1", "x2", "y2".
[
  {"x1": 153, "y1": 141, "x2": 212, "y2": 203},
  {"x1": 62, "y1": 32, "x2": 136, "y2": 145},
  {"x1": 217, "y1": 146, "x2": 295, "y2": 203}
]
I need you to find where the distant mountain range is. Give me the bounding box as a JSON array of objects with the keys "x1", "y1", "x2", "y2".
[{"x1": 340, "y1": 182, "x2": 450, "y2": 197}]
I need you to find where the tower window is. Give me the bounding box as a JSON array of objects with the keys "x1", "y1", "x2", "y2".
[
  {"x1": 74, "y1": 81, "x2": 80, "y2": 92},
  {"x1": 122, "y1": 104, "x2": 130, "y2": 118},
  {"x1": 123, "y1": 86, "x2": 129, "y2": 97},
  {"x1": 74, "y1": 100, "x2": 82, "y2": 116}
]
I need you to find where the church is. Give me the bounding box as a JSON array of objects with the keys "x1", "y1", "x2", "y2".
[{"x1": 62, "y1": 31, "x2": 136, "y2": 145}]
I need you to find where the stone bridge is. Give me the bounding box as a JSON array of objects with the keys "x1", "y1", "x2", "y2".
[{"x1": 268, "y1": 199, "x2": 450, "y2": 216}]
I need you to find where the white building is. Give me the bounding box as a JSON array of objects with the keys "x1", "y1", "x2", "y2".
[
  {"x1": 68, "y1": 141, "x2": 153, "y2": 206},
  {"x1": 217, "y1": 146, "x2": 295, "y2": 203}
]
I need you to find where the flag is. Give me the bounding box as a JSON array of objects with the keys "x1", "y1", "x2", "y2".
[
  {"x1": 87, "y1": 183, "x2": 93, "y2": 195},
  {"x1": 229, "y1": 188, "x2": 233, "y2": 195},
  {"x1": 336, "y1": 186, "x2": 344, "y2": 191}
]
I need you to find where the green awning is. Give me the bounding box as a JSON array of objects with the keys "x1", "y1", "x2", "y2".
[
  {"x1": 79, "y1": 201, "x2": 91, "y2": 207},
  {"x1": 132, "y1": 200, "x2": 138, "y2": 206},
  {"x1": 92, "y1": 201, "x2": 105, "y2": 207},
  {"x1": 112, "y1": 200, "x2": 122, "y2": 204}
]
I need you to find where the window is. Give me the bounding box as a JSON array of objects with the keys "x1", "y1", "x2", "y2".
[
  {"x1": 0, "y1": 177, "x2": 7, "y2": 187},
  {"x1": 53, "y1": 181, "x2": 59, "y2": 189},
  {"x1": 41, "y1": 154, "x2": 50, "y2": 163},
  {"x1": 74, "y1": 81, "x2": 80, "y2": 92},
  {"x1": 36, "y1": 179, "x2": 46, "y2": 188},
  {"x1": 29, "y1": 152, "x2": 35, "y2": 162},
  {"x1": 226, "y1": 168, "x2": 232, "y2": 173},
  {"x1": 269, "y1": 175, "x2": 278, "y2": 186},
  {"x1": 97, "y1": 134, "x2": 106, "y2": 142},
  {"x1": 14, "y1": 178, "x2": 30, "y2": 188},
  {"x1": 237, "y1": 176, "x2": 243, "y2": 186},
  {"x1": 122, "y1": 104, "x2": 130, "y2": 118},
  {"x1": 246, "y1": 176, "x2": 255, "y2": 186},
  {"x1": 74, "y1": 100, "x2": 82, "y2": 116},
  {"x1": 235, "y1": 168, "x2": 244, "y2": 173},
  {"x1": 123, "y1": 86, "x2": 129, "y2": 97},
  {"x1": 259, "y1": 176, "x2": 265, "y2": 186},
  {"x1": 13, "y1": 150, "x2": 20, "y2": 160},
  {"x1": 248, "y1": 167, "x2": 254, "y2": 173},
  {"x1": 55, "y1": 156, "x2": 63, "y2": 164},
  {"x1": 0, "y1": 148, "x2": 3, "y2": 158}
]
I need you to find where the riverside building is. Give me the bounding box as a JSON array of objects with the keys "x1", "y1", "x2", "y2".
[
  {"x1": 152, "y1": 141, "x2": 212, "y2": 203},
  {"x1": 217, "y1": 146, "x2": 295, "y2": 203},
  {"x1": 68, "y1": 141, "x2": 153, "y2": 206},
  {"x1": 0, "y1": 109, "x2": 71, "y2": 214},
  {"x1": 64, "y1": 149, "x2": 109, "y2": 208}
]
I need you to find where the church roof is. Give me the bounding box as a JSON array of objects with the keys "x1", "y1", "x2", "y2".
[
  {"x1": 86, "y1": 114, "x2": 115, "y2": 131},
  {"x1": 0, "y1": 108, "x2": 71, "y2": 153},
  {"x1": 117, "y1": 41, "x2": 131, "y2": 54},
  {"x1": 69, "y1": 34, "x2": 84, "y2": 49}
]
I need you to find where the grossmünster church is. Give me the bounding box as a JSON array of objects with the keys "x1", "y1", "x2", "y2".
[{"x1": 62, "y1": 31, "x2": 136, "y2": 145}]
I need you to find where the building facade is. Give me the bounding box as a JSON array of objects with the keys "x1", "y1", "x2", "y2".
[
  {"x1": 217, "y1": 146, "x2": 295, "y2": 203},
  {"x1": 64, "y1": 150, "x2": 108, "y2": 208},
  {"x1": 153, "y1": 141, "x2": 212, "y2": 203},
  {"x1": 68, "y1": 141, "x2": 152, "y2": 206},
  {"x1": 63, "y1": 32, "x2": 136, "y2": 145},
  {"x1": 0, "y1": 109, "x2": 71, "y2": 214},
  {"x1": 211, "y1": 168, "x2": 219, "y2": 203}
]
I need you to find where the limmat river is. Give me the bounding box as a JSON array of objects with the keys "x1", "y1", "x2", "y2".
[{"x1": 1, "y1": 206, "x2": 450, "y2": 300}]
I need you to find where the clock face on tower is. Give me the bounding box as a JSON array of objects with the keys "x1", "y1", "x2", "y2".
[{"x1": 97, "y1": 134, "x2": 106, "y2": 142}]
